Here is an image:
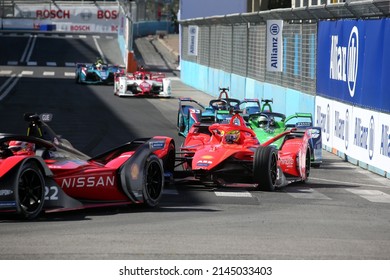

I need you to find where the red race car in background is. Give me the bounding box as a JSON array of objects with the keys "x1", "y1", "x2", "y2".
[
  {"x1": 175, "y1": 111, "x2": 311, "y2": 191},
  {"x1": 114, "y1": 67, "x2": 171, "y2": 97},
  {"x1": 0, "y1": 113, "x2": 175, "y2": 220}
]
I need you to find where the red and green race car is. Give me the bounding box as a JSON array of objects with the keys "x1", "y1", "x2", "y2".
[
  {"x1": 247, "y1": 99, "x2": 322, "y2": 167},
  {"x1": 175, "y1": 111, "x2": 311, "y2": 191},
  {"x1": 176, "y1": 91, "x2": 260, "y2": 138}
]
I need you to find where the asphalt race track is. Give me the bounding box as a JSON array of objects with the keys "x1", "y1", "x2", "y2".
[{"x1": 0, "y1": 32, "x2": 390, "y2": 260}]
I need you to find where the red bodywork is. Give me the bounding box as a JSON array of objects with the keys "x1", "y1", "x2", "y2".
[
  {"x1": 0, "y1": 114, "x2": 175, "y2": 219},
  {"x1": 177, "y1": 112, "x2": 310, "y2": 188}
]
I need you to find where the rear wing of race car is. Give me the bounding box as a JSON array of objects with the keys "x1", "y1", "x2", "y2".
[
  {"x1": 150, "y1": 72, "x2": 166, "y2": 80},
  {"x1": 284, "y1": 113, "x2": 322, "y2": 166},
  {"x1": 177, "y1": 98, "x2": 206, "y2": 137},
  {"x1": 178, "y1": 97, "x2": 206, "y2": 109},
  {"x1": 285, "y1": 113, "x2": 313, "y2": 129},
  {"x1": 240, "y1": 98, "x2": 261, "y2": 115}
]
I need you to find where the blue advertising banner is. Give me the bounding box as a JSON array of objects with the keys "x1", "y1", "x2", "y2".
[{"x1": 317, "y1": 19, "x2": 390, "y2": 113}]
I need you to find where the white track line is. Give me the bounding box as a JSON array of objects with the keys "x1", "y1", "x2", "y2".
[{"x1": 346, "y1": 189, "x2": 390, "y2": 203}]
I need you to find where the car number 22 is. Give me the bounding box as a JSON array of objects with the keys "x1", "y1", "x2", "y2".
[{"x1": 45, "y1": 186, "x2": 59, "y2": 201}]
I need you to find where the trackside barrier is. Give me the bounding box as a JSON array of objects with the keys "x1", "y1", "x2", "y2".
[
  {"x1": 126, "y1": 51, "x2": 138, "y2": 73},
  {"x1": 1, "y1": 2, "x2": 120, "y2": 33},
  {"x1": 179, "y1": 2, "x2": 390, "y2": 180},
  {"x1": 316, "y1": 96, "x2": 390, "y2": 178}
]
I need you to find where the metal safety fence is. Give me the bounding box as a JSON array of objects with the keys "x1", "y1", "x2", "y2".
[
  {"x1": 181, "y1": 20, "x2": 317, "y2": 95},
  {"x1": 180, "y1": 0, "x2": 390, "y2": 96}
]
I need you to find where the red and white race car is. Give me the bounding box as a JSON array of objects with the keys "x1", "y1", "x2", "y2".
[{"x1": 114, "y1": 68, "x2": 171, "y2": 98}]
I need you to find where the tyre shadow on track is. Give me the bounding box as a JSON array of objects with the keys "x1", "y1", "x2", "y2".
[{"x1": 0, "y1": 198, "x2": 220, "y2": 222}]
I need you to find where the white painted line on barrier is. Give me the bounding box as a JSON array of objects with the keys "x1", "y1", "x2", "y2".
[
  {"x1": 7, "y1": 61, "x2": 18, "y2": 66},
  {"x1": 65, "y1": 62, "x2": 75, "y2": 67},
  {"x1": 65, "y1": 72, "x2": 75, "y2": 77},
  {"x1": 47, "y1": 62, "x2": 57, "y2": 67},
  {"x1": 27, "y1": 61, "x2": 37, "y2": 66},
  {"x1": 346, "y1": 189, "x2": 390, "y2": 203},
  {"x1": 43, "y1": 71, "x2": 55, "y2": 76}
]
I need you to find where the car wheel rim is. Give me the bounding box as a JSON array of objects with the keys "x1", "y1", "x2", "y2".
[
  {"x1": 146, "y1": 161, "x2": 162, "y2": 200},
  {"x1": 18, "y1": 169, "x2": 44, "y2": 214}
]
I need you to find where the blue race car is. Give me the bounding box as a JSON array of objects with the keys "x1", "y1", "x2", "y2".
[{"x1": 75, "y1": 59, "x2": 124, "y2": 85}]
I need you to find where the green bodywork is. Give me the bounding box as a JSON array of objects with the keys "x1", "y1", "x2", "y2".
[{"x1": 248, "y1": 111, "x2": 314, "y2": 148}]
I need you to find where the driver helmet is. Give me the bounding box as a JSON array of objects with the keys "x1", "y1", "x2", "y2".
[
  {"x1": 225, "y1": 130, "x2": 240, "y2": 144},
  {"x1": 216, "y1": 101, "x2": 227, "y2": 110},
  {"x1": 8, "y1": 141, "x2": 35, "y2": 155},
  {"x1": 269, "y1": 116, "x2": 275, "y2": 127},
  {"x1": 136, "y1": 74, "x2": 143, "y2": 79},
  {"x1": 95, "y1": 58, "x2": 103, "y2": 70},
  {"x1": 258, "y1": 116, "x2": 268, "y2": 128}
]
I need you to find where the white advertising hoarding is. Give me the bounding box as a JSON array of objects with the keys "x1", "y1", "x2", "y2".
[
  {"x1": 316, "y1": 95, "x2": 390, "y2": 174},
  {"x1": 5, "y1": 4, "x2": 119, "y2": 33},
  {"x1": 188, "y1": 25, "x2": 198, "y2": 56},
  {"x1": 266, "y1": 20, "x2": 283, "y2": 72}
]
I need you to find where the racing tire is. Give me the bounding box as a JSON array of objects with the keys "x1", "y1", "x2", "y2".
[
  {"x1": 142, "y1": 154, "x2": 164, "y2": 207},
  {"x1": 303, "y1": 148, "x2": 311, "y2": 183},
  {"x1": 113, "y1": 82, "x2": 118, "y2": 95},
  {"x1": 16, "y1": 161, "x2": 45, "y2": 220},
  {"x1": 253, "y1": 146, "x2": 278, "y2": 191},
  {"x1": 177, "y1": 109, "x2": 184, "y2": 133},
  {"x1": 164, "y1": 141, "x2": 176, "y2": 173},
  {"x1": 163, "y1": 141, "x2": 176, "y2": 187}
]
